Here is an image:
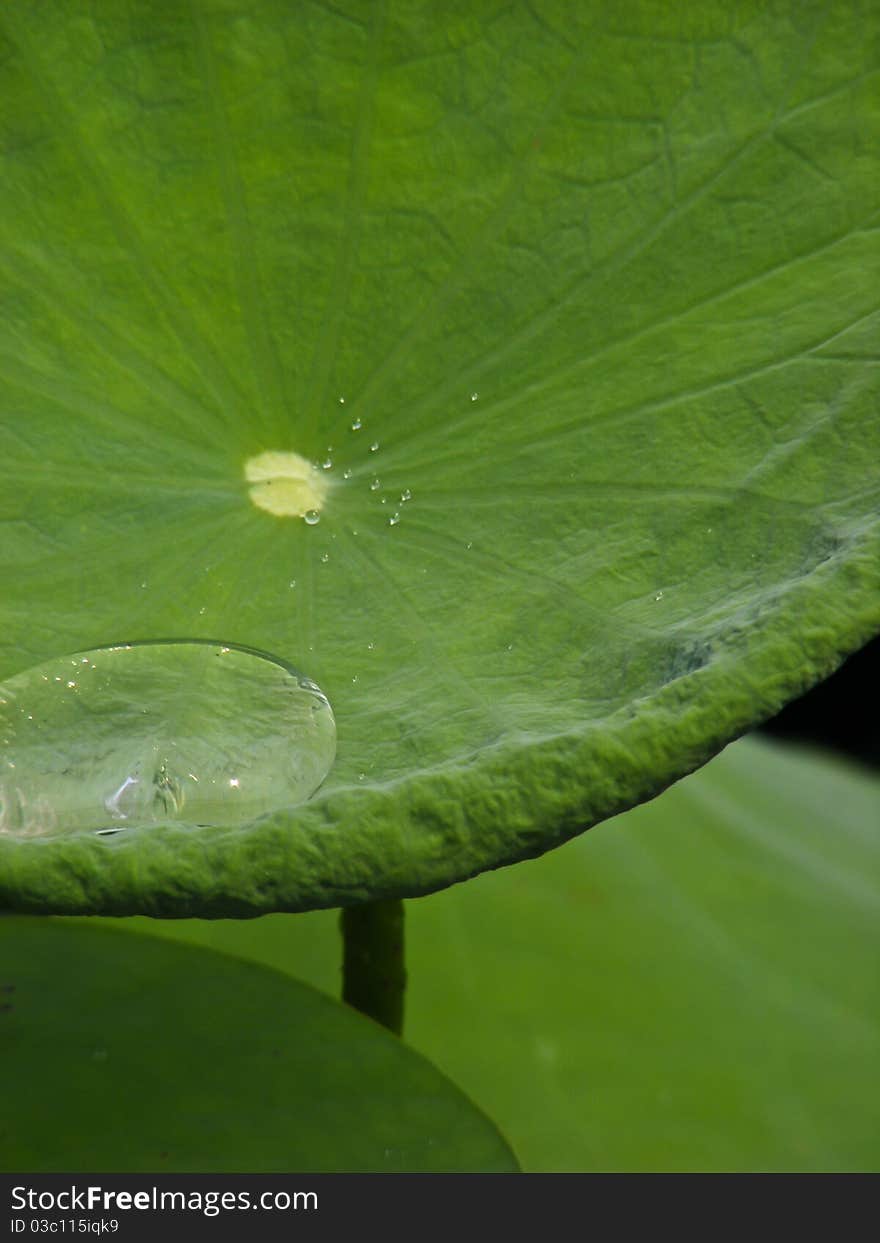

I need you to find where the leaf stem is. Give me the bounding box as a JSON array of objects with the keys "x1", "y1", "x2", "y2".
[{"x1": 340, "y1": 899, "x2": 405, "y2": 1035}]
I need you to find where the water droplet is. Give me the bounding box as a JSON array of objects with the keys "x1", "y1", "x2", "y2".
[
  {"x1": 466, "y1": 541, "x2": 473, "y2": 550},
  {"x1": 342, "y1": 468, "x2": 353, "y2": 480},
  {"x1": 470, "y1": 392, "x2": 479, "y2": 402},
  {"x1": 370, "y1": 478, "x2": 381, "y2": 491},
  {"x1": 289, "y1": 580, "x2": 297, "y2": 589},
  {"x1": 351, "y1": 675, "x2": 358, "y2": 684},
  {"x1": 366, "y1": 642, "x2": 375, "y2": 651},
  {"x1": 369, "y1": 441, "x2": 379, "y2": 452},
  {"x1": 321, "y1": 458, "x2": 333, "y2": 470},
  {"x1": 350, "y1": 418, "x2": 362, "y2": 431},
  {"x1": 654, "y1": 591, "x2": 664, "y2": 601},
  {"x1": 199, "y1": 606, "x2": 207, "y2": 615},
  {"x1": 320, "y1": 552, "x2": 330, "y2": 563},
  {"x1": 140, "y1": 582, "x2": 148, "y2": 590},
  {"x1": 389, "y1": 512, "x2": 400, "y2": 526},
  {"x1": 303, "y1": 509, "x2": 320, "y2": 526},
  {"x1": 400, "y1": 489, "x2": 412, "y2": 503},
  {"x1": 338, "y1": 396, "x2": 345, "y2": 404},
  {"x1": 0, "y1": 642, "x2": 336, "y2": 838}
]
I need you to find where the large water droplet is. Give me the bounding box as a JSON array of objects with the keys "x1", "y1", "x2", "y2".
[
  {"x1": 0, "y1": 642, "x2": 336, "y2": 838},
  {"x1": 304, "y1": 509, "x2": 320, "y2": 525}
]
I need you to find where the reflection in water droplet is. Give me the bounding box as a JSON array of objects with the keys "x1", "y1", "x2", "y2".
[
  {"x1": 400, "y1": 489, "x2": 412, "y2": 503},
  {"x1": 370, "y1": 478, "x2": 381, "y2": 491},
  {"x1": 321, "y1": 458, "x2": 333, "y2": 470},
  {"x1": 338, "y1": 396, "x2": 346, "y2": 404},
  {"x1": 343, "y1": 468, "x2": 353, "y2": 480},
  {"x1": 350, "y1": 418, "x2": 362, "y2": 431},
  {"x1": 655, "y1": 591, "x2": 664, "y2": 601},
  {"x1": 0, "y1": 642, "x2": 336, "y2": 838},
  {"x1": 304, "y1": 509, "x2": 320, "y2": 525},
  {"x1": 470, "y1": 392, "x2": 479, "y2": 402},
  {"x1": 321, "y1": 552, "x2": 330, "y2": 563},
  {"x1": 389, "y1": 512, "x2": 400, "y2": 526},
  {"x1": 370, "y1": 441, "x2": 379, "y2": 452}
]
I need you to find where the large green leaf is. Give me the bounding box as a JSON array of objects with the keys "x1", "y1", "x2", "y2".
[
  {"x1": 0, "y1": 3, "x2": 878, "y2": 914},
  {"x1": 0, "y1": 918, "x2": 516, "y2": 1171},
  {"x1": 113, "y1": 737, "x2": 880, "y2": 1170}
]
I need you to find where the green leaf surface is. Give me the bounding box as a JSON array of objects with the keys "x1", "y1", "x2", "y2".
[
  {"x1": 0, "y1": 918, "x2": 516, "y2": 1172},
  {"x1": 1, "y1": 3, "x2": 878, "y2": 914},
  {"x1": 113, "y1": 738, "x2": 880, "y2": 1170}
]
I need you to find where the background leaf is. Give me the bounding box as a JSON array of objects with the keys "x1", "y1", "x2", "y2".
[
  {"x1": 109, "y1": 737, "x2": 880, "y2": 1171},
  {"x1": 0, "y1": 918, "x2": 517, "y2": 1172},
  {"x1": 0, "y1": 2, "x2": 878, "y2": 914}
]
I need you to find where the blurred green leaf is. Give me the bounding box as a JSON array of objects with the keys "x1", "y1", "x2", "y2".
[
  {"x1": 114, "y1": 738, "x2": 880, "y2": 1170},
  {"x1": 1, "y1": 3, "x2": 878, "y2": 915},
  {"x1": 0, "y1": 918, "x2": 516, "y2": 1172}
]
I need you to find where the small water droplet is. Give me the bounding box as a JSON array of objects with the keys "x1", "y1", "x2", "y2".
[
  {"x1": 369, "y1": 441, "x2": 379, "y2": 452},
  {"x1": 400, "y1": 489, "x2": 412, "y2": 503},
  {"x1": 338, "y1": 396, "x2": 346, "y2": 404},
  {"x1": 470, "y1": 392, "x2": 479, "y2": 402},
  {"x1": 321, "y1": 552, "x2": 330, "y2": 563},
  {"x1": 466, "y1": 541, "x2": 473, "y2": 550},
  {"x1": 370, "y1": 478, "x2": 381, "y2": 491},
  {"x1": 0, "y1": 642, "x2": 336, "y2": 838},
  {"x1": 358, "y1": 772, "x2": 366, "y2": 782},
  {"x1": 367, "y1": 642, "x2": 375, "y2": 651},
  {"x1": 351, "y1": 675, "x2": 358, "y2": 684},
  {"x1": 380, "y1": 497, "x2": 387, "y2": 505},
  {"x1": 199, "y1": 606, "x2": 207, "y2": 616},
  {"x1": 654, "y1": 591, "x2": 664, "y2": 601},
  {"x1": 304, "y1": 509, "x2": 320, "y2": 525},
  {"x1": 321, "y1": 458, "x2": 333, "y2": 470},
  {"x1": 342, "y1": 468, "x2": 353, "y2": 479},
  {"x1": 389, "y1": 512, "x2": 400, "y2": 525},
  {"x1": 140, "y1": 582, "x2": 147, "y2": 590},
  {"x1": 350, "y1": 418, "x2": 362, "y2": 431},
  {"x1": 289, "y1": 580, "x2": 297, "y2": 589}
]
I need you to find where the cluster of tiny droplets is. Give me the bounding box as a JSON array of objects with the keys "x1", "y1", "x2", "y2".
[{"x1": 308, "y1": 389, "x2": 479, "y2": 549}]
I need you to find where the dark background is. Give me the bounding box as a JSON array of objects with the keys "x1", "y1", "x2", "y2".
[{"x1": 758, "y1": 633, "x2": 878, "y2": 769}]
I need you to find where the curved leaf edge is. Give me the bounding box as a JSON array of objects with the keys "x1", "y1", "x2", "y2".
[{"x1": 1, "y1": 525, "x2": 877, "y2": 916}]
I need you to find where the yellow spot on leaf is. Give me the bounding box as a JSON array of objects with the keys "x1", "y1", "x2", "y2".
[{"x1": 244, "y1": 450, "x2": 329, "y2": 518}]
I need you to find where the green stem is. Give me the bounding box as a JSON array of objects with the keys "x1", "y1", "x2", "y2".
[{"x1": 340, "y1": 898, "x2": 405, "y2": 1036}]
